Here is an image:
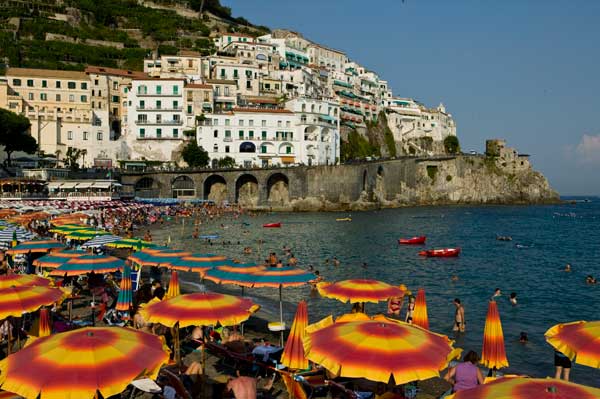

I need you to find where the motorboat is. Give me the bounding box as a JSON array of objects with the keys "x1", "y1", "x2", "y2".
[
  {"x1": 398, "y1": 236, "x2": 426, "y2": 245},
  {"x1": 418, "y1": 248, "x2": 461, "y2": 257},
  {"x1": 263, "y1": 223, "x2": 281, "y2": 228}
]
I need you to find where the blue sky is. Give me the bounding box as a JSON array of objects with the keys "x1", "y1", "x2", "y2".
[{"x1": 224, "y1": 0, "x2": 600, "y2": 195}]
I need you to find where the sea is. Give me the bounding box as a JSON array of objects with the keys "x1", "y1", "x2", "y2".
[{"x1": 149, "y1": 198, "x2": 600, "y2": 387}]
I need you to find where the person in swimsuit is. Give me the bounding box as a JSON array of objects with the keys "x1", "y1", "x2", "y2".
[
  {"x1": 554, "y1": 350, "x2": 572, "y2": 381},
  {"x1": 453, "y1": 298, "x2": 465, "y2": 332},
  {"x1": 405, "y1": 295, "x2": 416, "y2": 323}
]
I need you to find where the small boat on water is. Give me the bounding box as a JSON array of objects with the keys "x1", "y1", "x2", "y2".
[
  {"x1": 263, "y1": 223, "x2": 281, "y2": 228},
  {"x1": 419, "y1": 248, "x2": 461, "y2": 257},
  {"x1": 496, "y1": 236, "x2": 512, "y2": 241},
  {"x1": 336, "y1": 217, "x2": 352, "y2": 222},
  {"x1": 398, "y1": 236, "x2": 426, "y2": 245}
]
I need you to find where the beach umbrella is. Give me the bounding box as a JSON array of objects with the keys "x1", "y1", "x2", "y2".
[
  {"x1": 0, "y1": 228, "x2": 34, "y2": 249},
  {"x1": 281, "y1": 300, "x2": 309, "y2": 370},
  {"x1": 105, "y1": 238, "x2": 158, "y2": 250},
  {"x1": 168, "y1": 253, "x2": 230, "y2": 272},
  {"x1": 0, "y1": 327, "x2": 169, "y2": 399},
  {"x1": 316, "y1": 279, "x2": 406, "y2": 304},
  {"x1": 32, "y1": 250, "x2": 86, "y2": 268},
  {"x1": 64, "y1": 230, "x2": 111, "y2": 241},
  {"x1": 0, "y1": 285, "x2": 67, "y2": 320},
  {"x1": 49, "y1": 254, "x2": 125, "y2": 276},
  {"x1": 5, "y1": 239, "x2": 65, "y2": 255},
  {"x1": 0, "y1": 209, "x2": 18, "y2": 219},
  {"x1": 413, "y1": 288, "x2": 429, "y2": 330},
  {"x1": 80, "y1": 234, "x2": 120, "y2": 248},
  {"x1": 0, "y1": 390, "x2": 20, "y2": 399},
  {"x1": 303, "y1": 315, "x2": 461, "y2": 384},
  {"x1": 545, "y1": 320, "x2": 600, "y2": 368},
  {"x1": 165, "y1": 269, "x2": 180, "y2": 299},
  {"x1": 128, "y1": 248, "x2": 192, "y2": 267},
  {"x1": 50, "y1": 213, "x2": 88, "y2": 226},
  {"x1": 481, "y1": 300, "x2": 509, "y2": 370},
  {"x1": 38, "y1": 307, "x2": 51, "y2": 337},
  {"x1": 203, "y1": 264, "x2": 266, "y2": 286},
  {"x1": 115, "y1": 265, "x2": 132, "y2": 312},
  {"x1": 0, "y1": 274, "x2": 52, "y2": 289},
  {"x1": 446, "y1": 376, "x2": 600, "y2": 399},
  {"x1": 48, "y1": 224, "x2": 87, "y2": 234}
]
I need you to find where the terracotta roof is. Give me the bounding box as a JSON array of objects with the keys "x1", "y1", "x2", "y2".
[
  {"x1": 233, "y1": 108, "x2": 292, "y2": 114},
  {"x1": 85, "y1": 66, "x2": 148, "y2": 79},
  {"x1": 6, "y1": 67, "x2": 88, "y2": 80},
  {"x1": 178, "y1": 50, "x2": 201, "y2": 57},
  {"x1": 131, "y1": 78, "x2": 185, "y2": 82},
  {"x1": 206, "y1": 79, "x2": 236, "y2": 85},
  {"x1": 185, "y1": 83, "x2": 212, "y2": 89},
  {"x1": 243, "y1": 96, "x2": 280, "y2": 104}
]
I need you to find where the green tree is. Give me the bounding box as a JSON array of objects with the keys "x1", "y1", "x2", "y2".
[
  {"x1": 64, "y1": 147, "x2": 87, "y2": 170},
  {"x1": 0, "y1": 109, "x2": 36, "y2": 166},
  {"x1": 444, "y1": 135, "x2": 460, "y2": 154},
  {"x1": 181, "y1": 141, "x2": 209, "y2": 168},
  {"x1": 217, "y1": 156, "x2": 236, "y2": 168}
]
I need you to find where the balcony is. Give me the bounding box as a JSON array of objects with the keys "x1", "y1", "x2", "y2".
[
  {"x1": 136, "y1": 106, "x2": 183, "y2": 111},
  {"x1": 136, "y1": 92, "x2": 182, "y2": 97},
  {"x1": 223, "y1": 137, "x2": 233, "y2": 142},
  {"x1": 135, "y1": 119, "x2": 183, "y2": 126}
]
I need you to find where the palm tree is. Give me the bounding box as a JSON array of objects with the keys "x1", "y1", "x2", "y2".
[{"x1": 80, "y1": 149, "x2": 87, "y2": 168}]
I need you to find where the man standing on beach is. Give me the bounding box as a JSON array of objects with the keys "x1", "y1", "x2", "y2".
[{"x1": 453, "y1": 298, "x2": 465, "y2": 332}]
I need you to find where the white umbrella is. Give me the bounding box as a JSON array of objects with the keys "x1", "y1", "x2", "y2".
[{"x1": 80, "y1": 234, "x2": 121, "y2": 248}]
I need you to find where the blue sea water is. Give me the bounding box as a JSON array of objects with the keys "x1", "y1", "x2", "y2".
[{"x1": 151, "y1": 199, "x2": 600, "y2": 387}]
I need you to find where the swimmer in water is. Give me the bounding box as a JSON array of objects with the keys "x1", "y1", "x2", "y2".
[
  {"x1": 333, "y1": 257, "x2": 340, "y2": 267},
  {"x1": 510, "y1": 292, "x2": 518, "y2": 306},
  {"x1": 451, "y1": 275, "x2": 459, "y2": 282},
  {"x1": 564, "y1": 264, "x2": 572, "y2": 272}
]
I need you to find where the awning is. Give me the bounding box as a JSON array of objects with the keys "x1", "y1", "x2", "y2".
[
  {"x1": 92, "y1": 182, "x2": 112, "y2": 189},
  {"x1": 59, "y1": 182, "x2": 78, "y2": 189},
  {"x1": 334, "y1": 80, "x2": 353, "y2": 88},
  {"x1": 319, "y1": 114, "x2": 336, "y2": 123},
  {"x1": 281, "y1": 156, "x2": 295, "y2": 164},
  {"x1": 48, "y1": 182, "x2": 63, "y2": 189},
  {"x1": 76, "y1": 182, "x2": 93, "y2": 189}
]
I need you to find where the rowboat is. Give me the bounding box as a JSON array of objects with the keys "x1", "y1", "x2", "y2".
[
  {"x1": 398, "y1": 236, "x2": 426, "y2": 245},
  {"x1": 418, "y1": 248, "x2": 461, "y2": 257},
  {"x1": 263, "y1": 223, "x2": 281, "y2": 228}
]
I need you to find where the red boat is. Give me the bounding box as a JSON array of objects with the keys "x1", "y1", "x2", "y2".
[
  {"x1": 418, "y1": 248, "x2": 461, "y2": 257},
  {"x1": 263, "y1": 223, "x2": 281, "y2": 228},
  {"x1": 398, "y1": 236, "x2": 426, "y2": 245}
]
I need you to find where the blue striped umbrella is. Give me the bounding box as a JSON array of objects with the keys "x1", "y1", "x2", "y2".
[
  {"x1": 80, "y1": 235, "x2": 121, "y2": 249},
  {"x1": 168, "y1": 253, "x2": 233, "y2": 272},
  {"x1": 49, "y1": 255, "x2": 125, "y2": 276},
  {"x1": 33, "y1": 250, "x2": 87, "y2": 268},
  {"x1": 0, "y1": 228, "x2": 35, "y2": 248},
  {"x1": 5, "y1": 239, "x2": 65, "y2": 255}
]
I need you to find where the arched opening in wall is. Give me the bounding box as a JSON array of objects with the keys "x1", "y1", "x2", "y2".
[
  {"x1": 172, "y1": 175, "x2": 196, "y2": 198},
  {"x1": 203, "y1": 174, "x2": 228, "y2": 203},
  {"x1": 135, "y1": 177, "x2": 159, "y2": 198},
  {"x1": 266, "y1": 172, "x2": 290, "y2": 205},
  {"x1": 377, "y1": 165, "x2": 384, "y2": 177},
  {"x1": 235, "y1": 174, "x2": 259, "y2": 206},
  {"x1": 239, "y1": 142, "x2": 256, "y2": 153},
  {"x1": 304, "y1": 125, "x2": 318, "y2": 141},
  {"x1": 362, "y1": 170, "x2": 368, "y2": 192}
]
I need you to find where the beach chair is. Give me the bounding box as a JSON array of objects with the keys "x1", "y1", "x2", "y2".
[
  {"x1": 326, "y1": 380, "x2": 376, "y2": 399},
  {"x1": 279, "y1": 370, "x2": 329, "y2": 399}
]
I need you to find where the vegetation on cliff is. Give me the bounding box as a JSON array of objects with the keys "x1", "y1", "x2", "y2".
[
  {"x1": 443, "y1": 135, "x2": 460, "y2": 154},
  {"x1": 340, "y1": 130, "x2": 380, "y2": 162},
  {"x1": 181, "y1": 141, "x2": 209, "y2": 168}
]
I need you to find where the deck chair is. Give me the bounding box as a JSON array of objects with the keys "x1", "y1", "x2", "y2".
[{"x1": 326, "y1": 380, "x2": 375, "y2": 399}]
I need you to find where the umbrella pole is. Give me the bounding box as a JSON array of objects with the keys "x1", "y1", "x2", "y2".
[
  {"x1": 173, "y1": 321, "x2": 181, "y2": 365},
  {"x1": 6, "y1": 317, "x2": 12, "y2": 355},
  {"x1": 241, "y1": 286, "x2": 245, "y2": 336},
  {"x1": 279, "y1": 285, "x2": 283, "y2": 347}
]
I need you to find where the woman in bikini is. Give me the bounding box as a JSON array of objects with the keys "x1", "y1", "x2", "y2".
[{"x1": 405, "y1": 295, "x2": 416, "y2": 323}]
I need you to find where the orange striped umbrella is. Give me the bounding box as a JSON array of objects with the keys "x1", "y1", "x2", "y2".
[
  {"x1": 139, "y1": 291, "x2": 258, "y2": 328},
  {"x1": 0, "y1": 285, "x2": 67, "y2": 320},
  {"x1": 447, "y1": 376, "x2": 600, "y2": 399},
  {"x1": 545, "y1": 320, "x2": 600, "y2": 368},
  {"x1": 0, "y1": 210, "x2": 18, "y2": 219},
  {"x1": 413, "y1": 288, "x2": 429, "y2": 330},
  {"x1": 303, "y1": 315, "x2": 461, "y2": 384},
  {"x1": 32, "y1": 250, "x2": 86, "y2": 269},
  {"x1": 317, "y1": 279, "x2": 406, "y2": 303},
  {"x1": 5, "y1": 239, "x2": 64, "y2": 255},
  {"x1": 165, "y1": 269, "x2": 180, "y2": 299},
  {"x1": 38, "y1": 307, "x2": 51, "y2": 337},
  {"x1": 0, "y1": 274, "x2": 52, "y2": 289},
  {"x1": 0, "y1": 327, "x2": 169, "y2": 399},
  {"x1": 281, "y1": 300, "x2": 309, "y2": 370},
  {"x1": 481, "y1": 300, "x2": 509, "y2": 369}
]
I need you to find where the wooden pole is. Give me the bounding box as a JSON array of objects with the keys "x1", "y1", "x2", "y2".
[
  {"x1": 279, "y1": 285, "x2": 284, "y2": 347},
  {"x1": 173, "y1": 321, "x2": 181, "y2": 365},
  {"x1": 6, "y1": 318, "x2": 12, "y2": 355}
]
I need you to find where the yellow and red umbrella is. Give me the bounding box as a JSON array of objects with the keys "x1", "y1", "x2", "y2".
[
  {"x1": 5, "y1": 239, "x2": 64, "y2": 255},
  {"x1": 545, "y1": 320, "x2": 600, "y2": 368},
  {"x1": 303, "y1": 315, "x2": 461, "y2": 384},
  {"x1": 447, "y1": 376, "x2": 600, "y2": 399},
  {"x1": 49, "y1": 254, "x2": 125, "y2": 276},
  {"x1": 128, "y1": 248, "x2": 191, "y2": 267},
  {"x1": 0, "y1": 390, "x2": 20, "y2": 399},
  {"x1": 481, "y1": 300, "x2": 509, "y2": 370},
  {"x1": 413, "y1": 288, "x2": 429, "y2": 330},
  {"x1": 0, "y1": 327, "x2": 169, "y2": 399},
  {"x1": 281, "y1": 300, "x2": 309, "y2": 370},
  {"x1": 0, "y1": 274, "x2": 52, "y2": 289},
  {"x1": 139, "y1": 291, "x2": 258, "y2": 328},
  {"x1": 0, "y1": 285, "x2": 67, "y2": 320},
  {"x1": 165, "y1": 269, "x2": 180, "y2": 299},
  {"x1": 38, "y1": 307, "x2": 51, "y2": 337},
  {"x1": 317, "y1": 279, "x2": 406, "y2": 304}
]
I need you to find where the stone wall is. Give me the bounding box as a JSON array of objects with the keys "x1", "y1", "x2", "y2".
[{"x1": 122, "y1": 153, "x2": 559, "y2": 211}]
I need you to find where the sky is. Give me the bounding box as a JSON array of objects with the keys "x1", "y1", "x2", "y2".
[{"x1": 223, "y1": 0, "x2": 600, "y2": 195}]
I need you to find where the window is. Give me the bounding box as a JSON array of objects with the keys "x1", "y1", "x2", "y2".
[
  {"x1": 225, "y1": 119, "x2": 230, "y2": 126},
  {"x1": 173, "y1": 100, "x2": 178, "y2": 109},
  {"x1": 97, "y1": 132, "x2": 103, "y2": 141},
  {"x1": 204, "y1": 92, "x2": 210, "y2": 101},
  {"x1": 225, "y1": 145, "x2": 230, "y2": 153},
  {"x1": 138, "y1": 85, "x2": 147, "y2": 95},
  {"x1": 213, "y1": 143, "x2": 219, "y2": 152},
  {"x1": 225, "y1": 130, "x2": 231, "y2": 138},
  {"x1": 224, "y1": 87, "x2": 230, "y2": 96},
  {"x1": 286, "y1": 146, "x2": 292, "y2": 154},
  {"x1": 261, "y1": 145, "x2": 267, "y2": 153},
  {"x1": 83, "y1": 131, "x2": 89, "y2": 140},
  {"x1": 28, "y1": 93, "x2": 34, "y2": 100},
  {"x1": 138, "y1": 114, "x2": 147, "y2": 123},
  {"x1": 262, "y1": 120, "x2": 266, "y2": 127},
  {"x1": 277, "y1": 120, "x2": 282, "y2": 127},
  {"x1": 289, "y1": 132, "x2": 293, "y2": 140},
  {"x1": 156, "y1": 85, "x2": 162, "y2": 95},
  {"x1": 262, "y1": 131, "x2": 267, "y2": 139},
  {"x1": 173, "y1": 114, "x2": 180, "y2": 122},
  {"x1": 69, "y1": 95, "x2": 74, "y2": 102},
  {"x1": 188, "y1": 59, "x2": 193, "y2": 68},
  {"x1": 249, "y1": 130, "x2": 254, "y2": 139},
  {"x1": 156, "y1": 115, "x2": 162, "y2": 123},
  {"x1": 157, "y1": 128, "x2": 162, "y2": 138},
  {"x1": 239, "y1": 120, "x2": 244, "y2": 127},
  {"x1": 239, "y1": 130, "x2": 244, "y2": 139},
  {"x1": 112, "y1": 95, "x2": 119, "y2": 103},
  {"x1": 214, "y1": 130, "x2": 218, "y2": 138},
  {"x1": 246, "y1": 81, "x2": 251, "y2": 89},
  {"x1": 173, "y1": 128, "x2": 178, "y2": 138},
  {"x1": 27, "y1": 79, "x2": 34, "y2": 87},
  {"x1": 249, "y1": 120, "x2": 254, "y2": 127},
  {"x1": 68, "y1": 81, "x2": 76, "y2": 89},
  {"x1": 40, "y1": 93, "x2": 47, "y2": 101},
  {"x1": 139, "y1": 100, "x2": 145, "y2": 109},
  {"x1": 156, "y1": 100, "x2": 162, "y2": 109},
  {"x1": 173, "y1": 86, "x2": 179, "y2": 95},
  {"x1": 233, "y1": 69, "x2": 238, "y2": 78},
  {"x1": 113, "y1": 82, "x2": 118, "y2": 90},
  {"x1": 12, "y1": 79, "x2": 21, "y2": 86},
  {"x1": 67, "y1": 131, "x2": 73, "y2": 140},
  {"x1": 42, "y1": 80, "x2": 47, "y2": 88},
  {"x1": 56, "y1": 81, "x2": 61, "y2": 88},
  {"x1": 311, "y1": 104, "x2": 315, "y2": 112},
  {"x1": 215, "y1": 87, "x2": 220, "y2": 96},
  {"x1": 81, "y1": 82, "x2": 87, "y2": 89},
  {"x1": 301, "y1": 104, "x2": 306, "y2": 112},
  {"x1": 56, "y1": 94, "x2": 61, "y2": 101},
  {"x1": 81, "y1": 95, "x2": 87, "y2": 102},
  {"x1": 220, "y1": 69, "x2": 226, "y2": 77},
  {"x1": 187, "y1": 105, "x2": 192, "y2": 114},
  {"x1": 139, "y1": 128, "x2": 145, "y2": 138},
  {"x1": 286, "y1": 121, "x2": 291, "y2": 128}
]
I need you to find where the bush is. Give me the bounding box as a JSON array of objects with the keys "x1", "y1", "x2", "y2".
[
  {"x1": 341, "y1": 130, "x2": 380, "y2": 162},
  {"x1": 444, "y1": 135, "x2": 460, "y2": 154},
  {"x1": 426, "y1": 165, "x2": 438, "y2": 181},
  {"x1": 181, "y1": 141, "x2": 209, "y2": 168}
]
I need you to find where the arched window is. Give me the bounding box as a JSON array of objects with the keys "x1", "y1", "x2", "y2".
[{"x1": 239, "y1": 142, "x2": 256, "y2": 153}]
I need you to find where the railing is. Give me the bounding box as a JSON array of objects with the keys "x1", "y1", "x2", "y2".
[
  {"x1": 135, "y1": 119, "x2": 183, "y2": 126},
  {"x1": 223, "y1": 137, "x2": 233, "y2": 142},
  {"x1": 136, "y1": 106, "x2": 183, "y2": 111},
  {"x1": 136, "y1": 92, "x2": 182, "y2": 97}
]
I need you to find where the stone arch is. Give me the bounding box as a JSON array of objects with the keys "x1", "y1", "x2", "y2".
[
  {"x1": 235, "y1": 174, "x2": 259, "y2": 206},
  {"x1": 203, "y1": 174, "x2": 228, "y2": 203},
  {"x1": 134, "y1": 177, "x2": 159, "y2": 198},
  {"x1": 266, "y1": 172, "x2": 290, "y2": 205},
  {"x1": 171, "y1": 175, "x2": 196, "y2": 198}
]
